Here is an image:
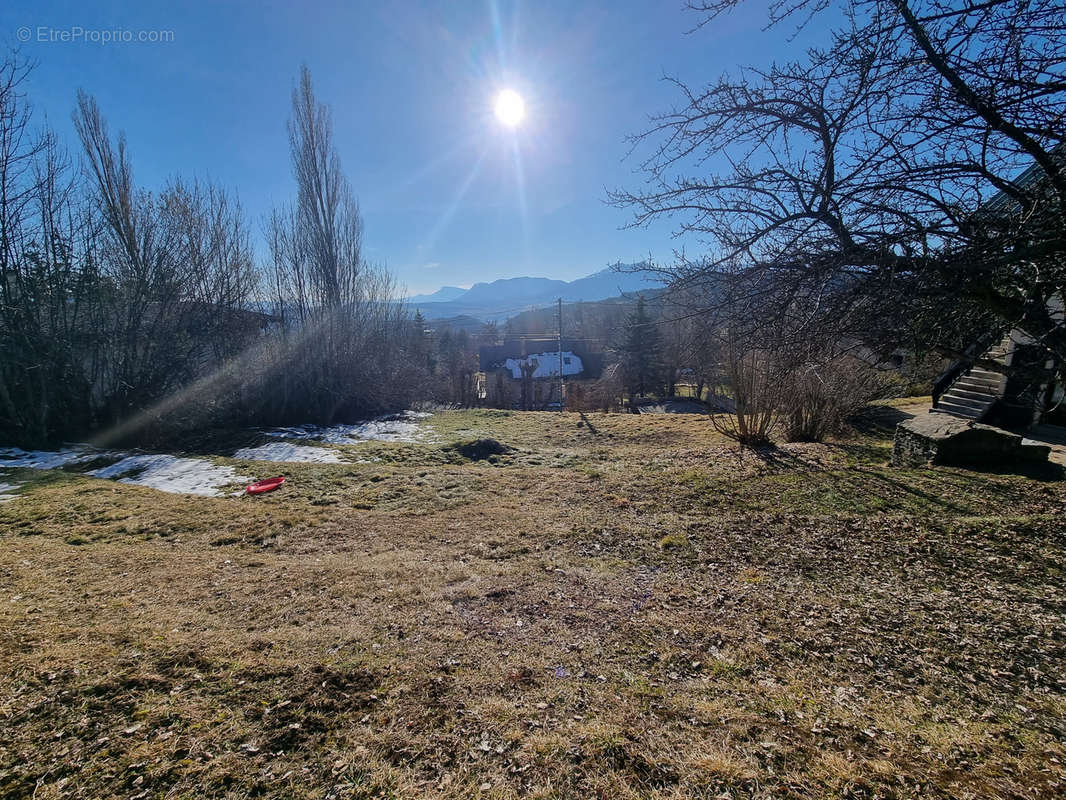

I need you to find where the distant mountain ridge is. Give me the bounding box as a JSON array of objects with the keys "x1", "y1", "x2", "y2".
[
  {"x1": 558, "y1": 266, "x2": 663, "y2": 304},
  {"x1": 406, "y1": 285, "x2": 468, "y2": 304},
  {"x1": 458, "y1": 276, "x2": 570, "y2": 306},
  {"x1": 405, "y1": 263, "x2": 662, "y2": 322}
]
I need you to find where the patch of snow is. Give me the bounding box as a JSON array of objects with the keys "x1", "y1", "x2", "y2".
[
  {"x1": 90, "y1": 455, "x2": 250, "y2": 497},
  {"x1": 0, "y1": 480, "x2": 24, "y2": 503},
  {"x1": 0, "y1": 446, "x2": 107, "y2": 470},
  {"x1": 267, "y1": 410, "x2": 434, "y2": 444},
  {"x1": 233, "y1": 443, "x2": 344, "y2": 463}
]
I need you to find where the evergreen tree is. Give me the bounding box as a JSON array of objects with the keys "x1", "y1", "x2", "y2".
[
  {"x1": 618, "y1": 295, "x2": 663, "y2": 400},
  {"x1": 410, "y1": 310, "x2": 432, "y2": 371}
]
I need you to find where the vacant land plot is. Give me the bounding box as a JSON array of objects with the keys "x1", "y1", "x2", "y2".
[{"x1": 1, "y1": 405, "x2": 1064, "y2": 799}]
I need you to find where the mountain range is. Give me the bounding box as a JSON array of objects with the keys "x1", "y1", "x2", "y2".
[
  {"x1": 405, "y1": 285, "x2": 468, "y2": 304},
  {"x1": 405, "y1": 263, "x2": 663, "y2": 321}
]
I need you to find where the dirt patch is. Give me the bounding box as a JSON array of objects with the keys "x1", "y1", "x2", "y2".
[{"x1": 445, "y1": 437, "x2": 513, "y2": 461}]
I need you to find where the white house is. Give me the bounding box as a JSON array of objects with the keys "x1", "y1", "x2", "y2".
[{"x1": 503, "y1": 351, "x2": 583, "y2": 380}]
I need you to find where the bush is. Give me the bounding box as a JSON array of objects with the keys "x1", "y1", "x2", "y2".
[
  {"x1": 708, "y1": 346, "x2": 782, "y2": 447},
  {"x1": 706, "y1": 330, "x2": 899, "y2": 446},
  {"x1": 780, "y1": 357, "x2": 898, "y2": 442}
]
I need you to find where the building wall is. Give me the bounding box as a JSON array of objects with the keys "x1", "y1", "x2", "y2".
[{"x1": 502, "y1": 351, "x2": 583, "y2": 379}]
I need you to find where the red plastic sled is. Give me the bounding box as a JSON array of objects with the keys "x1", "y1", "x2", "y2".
[{"x1": 246, "y1": 476, "x2": 285, "y2": 495}]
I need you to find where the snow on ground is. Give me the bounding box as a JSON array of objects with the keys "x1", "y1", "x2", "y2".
[
  {"x1": 90, "y1": 455, "x2": 251, "y2": 497},
  {"x1": 232, "y1": 443, "x2": 344, "y2": 463},
  {"x1": 0, "y1": 446, "x2": 109, "y2": 470},
  {"x1": 0, "y1": 446, "x2": 246, "y2": 497},
  {"x1": 0, "y1": 415, "x2": 429, "y2": 495},
  {"x1": 267, "y1": 411, "x2": 434, "y2": 445},
  {"x1": 0, "y1": 480, "x2": 24, "y2": 503}
]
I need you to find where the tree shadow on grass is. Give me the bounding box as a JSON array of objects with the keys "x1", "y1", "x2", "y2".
[
  {"x1": 741, "y1": 445, "x2": 1060, "y2": 515},
  {"x1": 953, "y1": 459, "x2": 1065, "y2": 483},
  {"x1": 848, "y1": 405, "x2": 916, "y2": 437}
]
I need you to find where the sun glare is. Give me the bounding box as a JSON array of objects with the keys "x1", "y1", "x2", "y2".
[{"x1": 494, "y1": 89, "x2": 525, "y2": 127}]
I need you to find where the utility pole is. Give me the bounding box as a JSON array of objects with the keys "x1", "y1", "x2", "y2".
[{"x1": 557, "y1": 297, "x2": 565, "y2": 412}]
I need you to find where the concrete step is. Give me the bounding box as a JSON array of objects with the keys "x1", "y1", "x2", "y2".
[
  {"x1": 957, "y1": 374, "x2": 1001, "y2": 390},
  {"x1": 947, "y1": 386, "x2": 998, "y2": 402},
  {"x1": 953, "y1": 387, "x2": 999, "y2": 400},
  {"x1": 954, "y1": 380, "x2": 1000, "y2": 395},
  {"x1": 936, "y1": 400, "x2": 983, "y2": 419},
  {"x1": 940, "y1": 393, "x2": 992, "y2": 411},
  {"x1": 969, "y1": 367, "x2": 1004, "y2": 381}
]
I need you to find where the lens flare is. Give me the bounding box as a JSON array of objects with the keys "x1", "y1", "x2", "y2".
[{"x1": 493, "y1": 89, "x2": 525, "y2": 127}]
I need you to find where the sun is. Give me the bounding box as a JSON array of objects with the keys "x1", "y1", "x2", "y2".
[{"x1": 494, "y1": 89, "x2": 526, "y2": 127}]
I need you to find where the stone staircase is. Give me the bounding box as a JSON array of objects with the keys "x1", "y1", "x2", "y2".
[{"x1": 933, "y1": 338, "x2": 1009, "y2": 421}]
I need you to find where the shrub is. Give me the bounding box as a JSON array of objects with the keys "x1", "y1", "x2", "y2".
[
  {"x1": 780, "y1": 356, "x2": 898, "y2": 442},
  {"x1": 708, "y1": 346, "x2": 782, "y2": 447}
]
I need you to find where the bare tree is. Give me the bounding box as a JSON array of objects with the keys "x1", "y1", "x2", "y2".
[
  {"x1": 708, "y1": 326, "x2": 782, "y2": 446},
  {"x1": 1, "y1": 56, "x2": 420, "y2": 447},
  {"x1": 613, "y1": 0, "x2": 1066, "y2": 367},
  {"x1": 74, "y1": 92, "x2": 262, "y2": 436},
  {"x1": 0, "y1": 55, "x2": 102, "y2": 445},
  {"x1": 265, "y1": 65, "x2": 414, "y2": 425},
  {"x1": 286, "y1": 65, "x2": 365, "y2": 309}
]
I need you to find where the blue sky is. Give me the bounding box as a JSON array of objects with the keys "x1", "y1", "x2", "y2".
[{"x1": 2, "y1": 1, "x2": 827, "y2": 294}]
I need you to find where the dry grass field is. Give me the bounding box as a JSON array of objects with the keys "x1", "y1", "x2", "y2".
[{"x1": 1, "y1": 404, "x2": 1065, "y2": 799}]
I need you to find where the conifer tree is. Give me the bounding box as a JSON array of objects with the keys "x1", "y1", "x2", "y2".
[{"x1": 619, "y1": 295, "x2": 663, "y2": 400}]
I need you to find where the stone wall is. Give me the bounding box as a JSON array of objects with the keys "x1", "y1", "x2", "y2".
[{"x1": 892, "y1": 413, "x2": 1050, "y2": 468}]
